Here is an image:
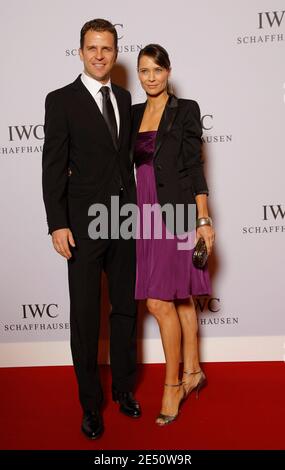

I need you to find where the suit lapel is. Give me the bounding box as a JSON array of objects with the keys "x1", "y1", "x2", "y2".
[
  {"x1": 130, "y1": 102, "x2": 146, "y2": 164},
  {"x1": 130, "y1": 95, "x2": 179, "y2": 164},
  {"x1": 153, "y1": 95, "x2": 178, "y2": 160},
  {"x1": 71, "y1": 75, "x2": 119, "y2": 152},
  {"x1": 112, "y1": 85, "x2": 124, "y2": 151}
]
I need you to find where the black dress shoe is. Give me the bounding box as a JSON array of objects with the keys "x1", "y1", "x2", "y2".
[
  {"x1": 81, "y1": 410, "x2": 104, "y2": 440},
  {"x1": 112, "y1": 388, "x2": 141, "y2": 418}
]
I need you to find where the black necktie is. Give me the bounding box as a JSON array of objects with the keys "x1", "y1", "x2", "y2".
[{"x1": 100, "y1": 86, "x2": 118, "y2": 148}]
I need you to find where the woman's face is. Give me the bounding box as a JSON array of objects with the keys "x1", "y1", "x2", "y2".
[{"x1": 138, "y1": 55, "x2": 170, "y2": 97}]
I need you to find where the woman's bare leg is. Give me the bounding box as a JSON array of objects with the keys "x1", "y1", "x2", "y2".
[
  {"x1": 146, "y1": 298, "x2": 184, "y2": 421},
  {"x1": 175, "y1": 296, "x2": 203, "y2": 393}
]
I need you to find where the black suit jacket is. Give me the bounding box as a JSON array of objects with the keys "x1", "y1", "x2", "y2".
[
  {"x1": 131, "y1": 95, "x2": 209, "y2": 234},
  {"x1": 42, "y1": 75, "x2": 135, "y2": 236}
]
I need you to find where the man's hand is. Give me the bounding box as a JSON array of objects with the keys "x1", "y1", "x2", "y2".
[{"x1": 51, "y1": 228, "x2": 76, "y2": 259}]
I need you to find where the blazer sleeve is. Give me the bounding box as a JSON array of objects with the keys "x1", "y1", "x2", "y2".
[
  {"x1": 42, "y1": 91, "x2": 70, "y2": 234},
  {"x1": 183, "y1": 101, "x2": 209, "y2": 196}
]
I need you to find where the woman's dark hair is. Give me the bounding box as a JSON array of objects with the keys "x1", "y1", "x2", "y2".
[{"x1": 137, "y1": 44, "x2": 171, "y2": 70}]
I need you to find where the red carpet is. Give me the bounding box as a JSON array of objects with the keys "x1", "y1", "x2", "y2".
[{"x1": 0, "y1": 362, "x2": 284, "y2": 450}]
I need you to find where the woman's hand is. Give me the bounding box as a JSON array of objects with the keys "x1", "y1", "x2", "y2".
[{"x1": 196, "y1": 225, "x2": 215, "y2": 256}]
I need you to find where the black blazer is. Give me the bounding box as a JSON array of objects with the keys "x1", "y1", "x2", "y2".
[
  {"x1": 131, "y1": 95, "x2": 209, "y2": 234},
  {"x1": 42, "y1": 75, "x2": 135, "y2": 236}
]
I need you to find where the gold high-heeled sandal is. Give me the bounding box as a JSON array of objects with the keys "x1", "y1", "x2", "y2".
[
  {"x1": 182, "y1": 369, "x2": 207, "y2": 399},
  {"x1": 156, "y1": 381, "x2": 184, "y2": 426}
]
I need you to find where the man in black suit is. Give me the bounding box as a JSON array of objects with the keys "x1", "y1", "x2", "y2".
[{"x1": 42, "y1": 19, "x2": 140, "y2": 440}]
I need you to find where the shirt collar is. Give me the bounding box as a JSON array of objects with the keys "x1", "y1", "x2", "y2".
[{"x1": 81, "y1": 71, "x2": 112, "y2": 96}]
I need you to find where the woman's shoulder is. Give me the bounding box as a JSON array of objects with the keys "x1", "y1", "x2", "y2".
[
  {"x1": 131, "y1": 102, "x2": 145, "y2": 119},
  {"x1": 131, "y1": 102, "x2": 145, "y2": 110},
  {"x1": 174, "y1": 97, "x2": 201, "y2": 120},
  {"x1": 177, "y1": 97, "x2": 200, "y2": 111}
]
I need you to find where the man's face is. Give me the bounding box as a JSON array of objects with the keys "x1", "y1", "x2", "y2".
[{"x1": 79, "y1": 30, "x2": 117, "y2": 83}]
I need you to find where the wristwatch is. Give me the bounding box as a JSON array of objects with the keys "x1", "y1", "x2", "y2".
[{"x1": 196, "y1": 217, "x2": 213, "y2": 227}]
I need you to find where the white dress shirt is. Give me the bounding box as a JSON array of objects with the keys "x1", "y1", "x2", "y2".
[{"x1": 81, "y1": 72, "x2": 120, "y2": 133}]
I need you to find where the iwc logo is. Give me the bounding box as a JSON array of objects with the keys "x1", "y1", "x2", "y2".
[
  {"x1": 196, "y1": 297, "x2": 239, "y2": 327},
  {"x1": 236, "y1": 10, "x2": 284, "y2": 46},
  {"x1": 65, "y1": 23, "x2": 143, "y2": 57},
  {"x1": 201, "y1": 114, "x2": 233, "y2": 145},
  {"x1": 3, "y1": 304, "x2": 69, "y2": 335},
  {"x1": 242, "y1": 204, "x2": 285, "y2": 234},
  {"x1": 0, "y1": 124, "x2": 44, "y2": 156}
]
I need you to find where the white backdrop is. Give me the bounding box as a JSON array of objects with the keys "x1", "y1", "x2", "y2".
[{"x1": 0, "y1": 0, "x2": 284, "y2": 366}]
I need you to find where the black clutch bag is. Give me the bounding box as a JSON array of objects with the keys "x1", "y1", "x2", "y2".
[{"x1": 192, "y1": 238, "x2": 208, "y2": 269}]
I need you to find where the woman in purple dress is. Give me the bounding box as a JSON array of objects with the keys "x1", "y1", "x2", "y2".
[{"x1": 131, "y1": 44, "x2": 215, "y2": 426}]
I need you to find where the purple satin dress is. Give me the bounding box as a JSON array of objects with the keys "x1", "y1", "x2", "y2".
[{"x1": 134, "y1": 131, "x2": 211, "y2": 300}]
